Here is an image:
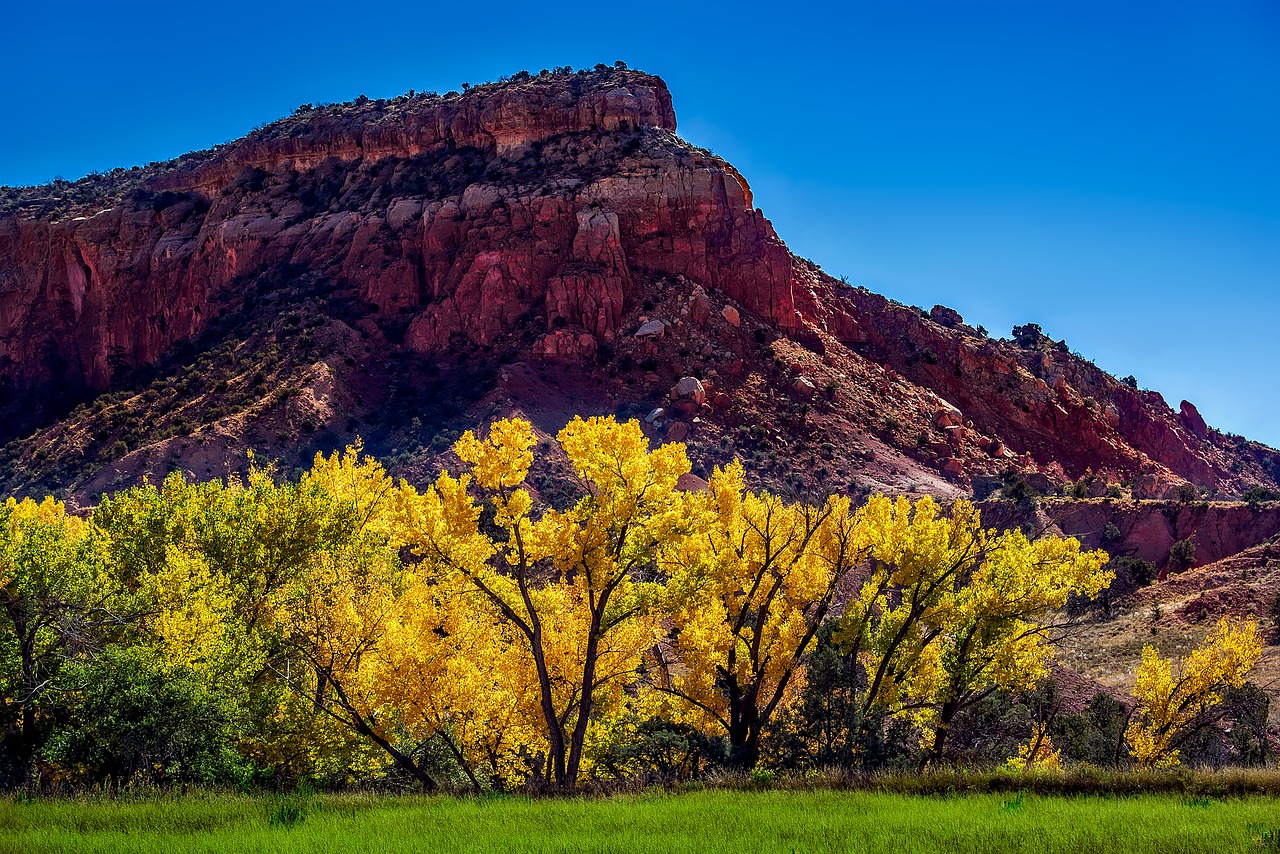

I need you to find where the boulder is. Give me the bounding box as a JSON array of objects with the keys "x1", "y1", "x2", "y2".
[
  {"x1": 675, "y1": 472, "x2": 710, "y2": 492},
  {"x1": 1024, "y1": 472, "x2": 1055, "y2": 494},
  {"x1": 721, "y1": 305, "x2": 741, "y2": 327},
  {"x1": 930, "y1": 305, "x2": 963, "y2": 327},
  {"x1": 791, "y1": 376, "x2": 816, "y2": 400},
  {"x1": 532, "y1": 331, "x2": 597, "y2": 361},
  {"x1": 944, "y1": 425, "x2": 968, "y2": 445},
  {"x1": 933, "y1": 400, "x2": 964, "y2": 428},
  {"x1": 672, "y1": 398, "x2": 700, "y2": 417},
  {"x1": 634, "y1": 319, "x2": 668, "y2": 339},
  {"x1": 670, "y1": 376, "x2": 707, "y2": 406},
  {"x1": 688, "y1": 287, "x2": 712, "y2": 325}
]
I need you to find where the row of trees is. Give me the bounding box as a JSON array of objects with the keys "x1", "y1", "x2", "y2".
[{"x1": 0, "y1": 417, "x2": 1266, "y2": 791}]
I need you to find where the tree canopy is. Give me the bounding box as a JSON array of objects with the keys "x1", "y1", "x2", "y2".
[{"x1": 0, "y1": 415, "x2": 1267, "y2": 791}]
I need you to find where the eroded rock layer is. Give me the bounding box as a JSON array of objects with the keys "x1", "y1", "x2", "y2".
[{"x1": 1, "y1": 67, "x2": 1277, "y2": 502}]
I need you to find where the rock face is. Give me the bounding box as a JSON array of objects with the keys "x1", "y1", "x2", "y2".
[
  {"x1": 1035, "y1": 499, "x2": 1280, "y2": 573},
  {"x1": 1, "y1": 66, "x2": 1278, "y2": 501},
  {"x1": 0, "y1": 69, "x2": 818, "y2": 417},
  {"x1": 829, "y1": 285, "x2": 1280, "y2": 497}
]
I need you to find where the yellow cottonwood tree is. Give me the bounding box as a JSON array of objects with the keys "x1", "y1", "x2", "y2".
[
  {"x1": 272, "y1": 444, "x2": 451, "y2": 788},
  {"x1": 836, "y1": 496, "x2": 1111, "y2": 765},
  {"x1": 652, "y1": 460, "x2": 863, "y2": 768},
  {"x1": 0, "y1": 497, "x2": 113, "y2": 785},
  {"x1": 398, "y1": 415, "x2": 698, "y2": 789},
  {"x1": 1006, "y1": 722, "x2": 1062, "y2": 772},
  {"x1": 1126, "y1": 616, "x2": 1263, "y2": 767},
  {"x1": 372, "y1": 571, "x2": 538, "y2": 791}
]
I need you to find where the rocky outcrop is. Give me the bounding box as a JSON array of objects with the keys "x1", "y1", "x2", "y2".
[
  {"x1": 1, "y1": 66, "x2": 1277, "y2": 500},
  {"x1": 824, "y1": 286, "x2": 1280, "y2": 496},
  {"x1": 1043, "y1": 499, "x2": 1280, "y2": 572},
  {"x1": 0, "y1": 69, "x2": 823, "y2": 423}
]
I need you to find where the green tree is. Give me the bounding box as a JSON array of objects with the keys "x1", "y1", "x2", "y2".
[
  {"x1": 43, "y1": 645, "x2": 245, "y2": 788},
  {"x1": 0, "y1": 498, "x2": 115, "y2": 787}
]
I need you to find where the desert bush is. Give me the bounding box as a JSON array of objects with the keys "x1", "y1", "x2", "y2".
[{"x1": 1167, "y1": 538, "x2": 1197, "y2": 572}]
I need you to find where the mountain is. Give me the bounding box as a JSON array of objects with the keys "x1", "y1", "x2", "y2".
[{"x1": 1, "y1": 66, "x2": 1278, "y2": 508}]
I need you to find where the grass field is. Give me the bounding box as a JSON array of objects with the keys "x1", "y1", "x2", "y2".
[{"x1": 2, "y1": 789, "x2": 1279, "y2": 854}]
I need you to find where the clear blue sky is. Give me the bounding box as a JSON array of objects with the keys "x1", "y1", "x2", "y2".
[{"x1": 5, "y1": 1, "x2": 1278, "y2": 446}]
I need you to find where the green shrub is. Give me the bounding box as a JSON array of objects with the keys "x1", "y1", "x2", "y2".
[
  {"x1": 1012, "y1": 323, "x2": 1044, "y2": 349},
  {"x1": 1168, "y1": 538, "x2": 1197, "y2": 572},
  {"x1": 1244, "y1": 486, "x2": 1278, "y2": 510},
  {"x1": 43, "y1": 646, "x2": 245, "y2": 788}
]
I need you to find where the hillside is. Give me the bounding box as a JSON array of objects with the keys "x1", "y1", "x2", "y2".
[{"x1": 1, "y1": 65, "x2": 1278, "y2": 508}]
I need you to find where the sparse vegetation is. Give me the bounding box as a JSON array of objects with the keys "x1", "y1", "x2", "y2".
[
  {"x1": 1167, "y1": 537, "x2": 1198, "y2": 573},
  {"x1": 1244, "y1": 486, "x2": 1279, "y2": 510},
  {"x1": 1012, "y1": 323, "x2": 1044, "y2": 349},
  {"x1": 999, "y1": 469, "x2": 1040, "y2": 509}
]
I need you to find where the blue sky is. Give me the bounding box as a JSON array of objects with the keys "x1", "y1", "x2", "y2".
[{"x1": 5, "y1": 1, "x2": 1278, "y2": 446}]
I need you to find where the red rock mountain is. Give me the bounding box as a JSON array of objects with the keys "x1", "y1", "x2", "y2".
[{"x1": 1, "y1": 66, "x2": 1278, "y2": 506}]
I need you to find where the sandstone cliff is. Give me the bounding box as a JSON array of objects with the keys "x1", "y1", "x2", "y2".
[{"x1": 1, "y1": 67, "x2": 1277, "y2": 504}]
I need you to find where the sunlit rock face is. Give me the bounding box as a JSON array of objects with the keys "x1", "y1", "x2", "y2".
[{"x1": 1, "y1": 67, "x2": 1277, "y2": 500}]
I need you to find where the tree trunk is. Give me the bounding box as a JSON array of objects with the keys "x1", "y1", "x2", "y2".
[
  {"x1": 564, "y1": 615, "x2": 603, "y2": 791},
  {"x1": 16, "y1": 620, "x2": 38, "y2": 789},
  {"x1": 921, "y1": 697, "x2": 960, "y2": 771},
  {"x1": 727, "y1": 688, "x2": 762, "y2": 770},
  {"x1": 352, "y1": 718, "x2": 437, "y2": 791},
  {"x1": 528, "y1": 630, "x2": 568, "y2": 789}
]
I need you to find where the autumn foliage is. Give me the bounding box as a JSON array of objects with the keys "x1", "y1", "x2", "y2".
[
  {"x1": 1125, "y1": 617, "x2": 1264, "y2": 768},
  {"x1": 0, "y1": 416, "x2": 1266, "y2": 791}
]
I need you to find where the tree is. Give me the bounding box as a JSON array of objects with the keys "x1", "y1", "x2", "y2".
[
  {"x1": 1126, "y1": 616, "x2": 1263, "y2": 767},
  {"x1": 43, "y1": 645, "x2": 244, "y2": 788},
  {"x1": 1054, "y1": 691, "x2": 1129, "y2": 766},
  {"x1": 0, "y1": 498, "x2": 114, "y2": 787},
  {"x1": 270, "y1": 444, "x2": 447, "y2": 789},
  {"x1": 1012, "y1": 323, "x2": 1044, "y2": 348},
  {"x1": 371, "y1": 571, "x2": 536, "y2": 791},
  {"x1": 274, "y1": 445, "x2": 544, "y2": 792},
  {"x1": 835, "y1": 496, "x2": 1111, "y2": 766},
  {"x1": 1166, "y1": 538, "x2": 1197, "y2": 574},
  {"x1": 92, "y1": 459, "x2": 375, "y2": 785},
  {"x1": 398, "y1": 416, "x2": 697, "y2": 790},
  {"x1": 1243, "y1": 486, "x2": 1278, "y2": 511},
  {"x1": 651, "y1": 460, "x2": 862, "y2": 769},
  {"x1": 769, "y1": 625, "x2": 910, "y2": 772},
  {"x1": 1006, "y1": 722, "x2": 1062, "y2": 772}
]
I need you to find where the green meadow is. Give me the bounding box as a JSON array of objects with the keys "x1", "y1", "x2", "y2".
[{"x1": 2, "y1": 789, "x2": 1278, "y2": 854}]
